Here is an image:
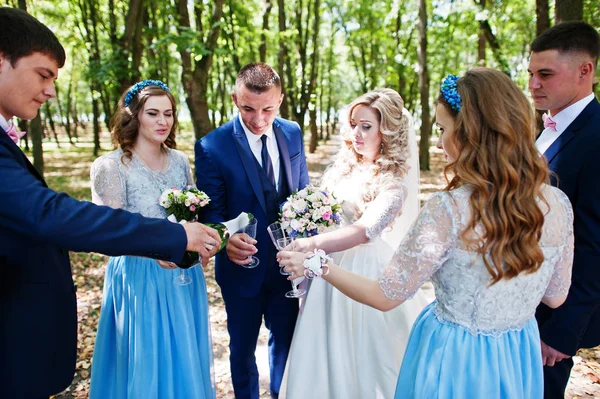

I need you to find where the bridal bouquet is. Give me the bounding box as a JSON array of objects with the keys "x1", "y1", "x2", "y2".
[{"x1": 280, "y1": 185, "x2": 342, "y2": 238}]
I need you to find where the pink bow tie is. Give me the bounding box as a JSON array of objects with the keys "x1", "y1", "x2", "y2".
[
  {"x1": 542, "y1": 113, "x2": 557, "y2": 131},
  {"x1": 5, "y1": 124, "x2": 25, "y2": 144}
]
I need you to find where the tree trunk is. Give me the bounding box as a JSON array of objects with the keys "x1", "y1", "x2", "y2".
[
  {"x1": 536, "y1": 0, "x2": 550, "y2": 36},
  {"x1": 477, "y1": 0, "x2": 487, "y2": 65},
  {"x1": 44, "y1": 102, "x2": 60, "y2": 147},
  {"x1": 259, "y1": 0, "x2": 272, "y2": 62},
  {"x1": 119, "y1": 0, "x2": 144, "y2": 93},
  {"x1": 176, "y1": 0, "x2": 224, "y2": 139},
  {"x1": 30, "y1": 112, "x2": 44, "y2": 177},
  {"x1": 92, "y1": 91, "x2": 101, "y2": 157},
  {"x1": 417, "y1": 0, "x2": 430, "y2": 171},
  {"x1": 555, "y1": 0, "x2": 583, "y2": 22},
  {"x1": 277, "y1": 0, "x2": 290, "y2": 119},
  {"x1": 308, "y1": 107, "x2": 318, "y2": 153}
]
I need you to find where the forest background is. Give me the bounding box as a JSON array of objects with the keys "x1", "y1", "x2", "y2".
[{"x1": 3, "y1": 0, "x2": 600, "y2": 397}]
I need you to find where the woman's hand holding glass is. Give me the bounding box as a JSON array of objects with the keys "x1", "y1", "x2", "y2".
[
  {"x1": 276, "y1": 250, "x2": 311, "y2": 280},
  {"x1": 268, "y1": 222, "x2": 307, "y2": 298}
]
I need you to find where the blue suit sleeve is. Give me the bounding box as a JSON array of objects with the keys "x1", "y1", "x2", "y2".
[
  {"x1": 195, "y1": 138, "x2": 227, "y2": 224},
  {"x1": 540, "y1": 145, "x2": 600, "y2": 355},
  {"x1": 0, "y1": 144, "x2": 187, "y2": 262}
]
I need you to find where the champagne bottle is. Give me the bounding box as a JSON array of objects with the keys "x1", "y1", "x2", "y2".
[{"x1": 177, "y1": 223, "x2": 230, "y2": 269}]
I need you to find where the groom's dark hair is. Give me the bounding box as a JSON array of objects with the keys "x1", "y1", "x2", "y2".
[
  {"x1": 0, "y1": 7, "x2": 65, "y2": 68},
  {"x1": 236, "y1": 62, "x2": 281, "y2": 94},
  {"x1": 531, "y1": 21, "x2": 599, "y2": 69}
]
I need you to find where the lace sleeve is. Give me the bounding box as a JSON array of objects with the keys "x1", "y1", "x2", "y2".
[
  {"x1": 356, "y1": 184, "x2": 408, "y2": 241},
  {"x1": 544, "y1": 189, "x2": 575, "y2": 297},
  {"x1": 175, "y1": 149, "x2": 195, "y2": 187},
  {"x1": 378, "y1": 191, "x2": 458, "y2": 301},
  {"x1": 90, "y1": 155, "x2": 126, "y2": 209}
]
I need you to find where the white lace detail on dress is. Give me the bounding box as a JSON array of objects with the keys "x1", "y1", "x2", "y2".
[
  {"x1": 378, "y1": 184, "x2": 574, "y2": 336},
  {"x1": 322, "y1": 165, "x2": 408, "y2": 242}
]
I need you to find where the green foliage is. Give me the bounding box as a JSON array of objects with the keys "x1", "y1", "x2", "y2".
[{"x1": 25, "y1": 0, "x2": 600, "y2": 163}]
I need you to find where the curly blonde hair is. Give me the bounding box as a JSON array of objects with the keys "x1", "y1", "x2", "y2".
[
  {"x1": 439, "y1": 68, "x2": 550, "y2": 284},
  {"x1": 324, "y1": 88, "x2": 412, "y2": 207},
  {"x1": 110, "y1": 84, "x2": 178, "y2": 164}
]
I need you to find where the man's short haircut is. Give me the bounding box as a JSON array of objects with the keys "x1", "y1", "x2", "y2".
[
  {"x1": 0, "y1": 7, "x2": 66, "y2": 68},
  {"x1": 235, "y1": 62, "x2": 281, "y2": 94},
  {"x1": 531, "y1": 21, "x2": 600, "y2": 69}
]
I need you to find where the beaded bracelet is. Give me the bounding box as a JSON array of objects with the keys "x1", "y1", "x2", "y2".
[{"x1": 303, "y1": 249, "x2": 332, "y2": 279}]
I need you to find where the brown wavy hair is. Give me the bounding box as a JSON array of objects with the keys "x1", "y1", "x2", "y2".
[
  {"x1": 110, "y1": 84, "x2": 178, "y2": 164},
  {"x1": 438, "y1": 68, "x2": 550, "y2": 284}
]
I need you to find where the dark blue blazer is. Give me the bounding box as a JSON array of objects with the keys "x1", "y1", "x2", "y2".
[
  {"x1": 0, "y1": 129, "x2": 188, "y2": 398},
  {"x1": 195, "y1": 117, "x2": 309, "y2": 297},
  {"x1": 536, "y1": 98, "x2": 600, "y2": 355}
]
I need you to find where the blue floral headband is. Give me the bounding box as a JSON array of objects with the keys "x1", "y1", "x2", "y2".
[
  {"x1": 125, "y1": 79, "x2": 171, "y2": 107},
  {"x1": 440, "y1": 74, "x2": 461, "y2": 113}
]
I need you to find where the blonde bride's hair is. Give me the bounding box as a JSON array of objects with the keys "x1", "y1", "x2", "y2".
[{"x1": 323, "y1": 88, "x2": 412, "y2": 212}]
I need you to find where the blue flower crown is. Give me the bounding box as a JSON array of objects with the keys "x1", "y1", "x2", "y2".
[
  {"x1": 440, "y1": 74, "x2": 461, "y2": 113},
  {"x1": 124, "y1": 79, "x2": 171, "y2": 107}
]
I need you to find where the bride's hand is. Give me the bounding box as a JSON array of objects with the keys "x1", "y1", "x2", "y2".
[
  {"x1": 285, "y1": 237, "x2": 314, "y2": 252},
  {"x1": 156, "y1": 260, "x2": 178, "y2": 269},
  {"x1": 277, "y1": 250, "x2": 310, "y2": 279}
]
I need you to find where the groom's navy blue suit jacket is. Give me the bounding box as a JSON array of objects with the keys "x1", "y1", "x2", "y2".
[
  {"x1": 536, "y1": 98, "x2": 600, "y2": 355},
  {"x1": 195, "y1": 117, "x2": 309, "y2": 297},
  {"x1": 0, "y1": 129, "x2": 188, "y2": 398}
]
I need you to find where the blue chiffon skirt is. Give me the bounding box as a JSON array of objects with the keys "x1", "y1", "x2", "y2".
[
  {"x1": 90, "y1": 256, "x2": 215, "y2": 399},
  {"x1": 395, "y1": 302, "x2": 543, "y2": 398}
]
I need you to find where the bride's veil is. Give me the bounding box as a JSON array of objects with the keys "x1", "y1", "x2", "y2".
[{"x1": 380, "y1": 108, "x2": 421, "y2": 249}]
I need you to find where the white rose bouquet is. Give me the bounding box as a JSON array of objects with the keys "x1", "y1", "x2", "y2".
[{"x1": 279, "y1": 184, "x2": 342, "y2": 238}]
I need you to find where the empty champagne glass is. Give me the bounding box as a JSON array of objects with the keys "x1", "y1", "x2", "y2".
[
  {"x1": 240, "y1": 217, "x2": 259, "y2": 268},
  {"x1": 267, "y1": 222, "x2": 292, "y2": 276},
  {"x1": 275, "y1": 236, "x2": 294, "y2": 276},
  {"x1": 276, "y1": 238, "x2": 306, "y2": 298}
]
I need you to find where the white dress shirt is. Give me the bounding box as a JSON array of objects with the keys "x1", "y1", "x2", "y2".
[
  {"x1": 0, "y1": 114, "x2": 10, "y2": 132},
  {"x1": 536, "y1": 93, "x2": 595, "y2": 155},
  {"x1": 239, "y1": 115, "x2": 281, "y2": 190}
]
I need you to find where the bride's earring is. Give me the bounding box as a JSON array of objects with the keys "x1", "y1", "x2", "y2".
[{"x1": 380, "y1": 142, "x2": 384, "y2": 154}]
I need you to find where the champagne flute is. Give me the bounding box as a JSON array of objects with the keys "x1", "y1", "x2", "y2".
[
  {"x1": 173, "y1": 251, "x2": 200, "y2": 286},
  {"x1": 275, "y1": 236, "x2": 294, "y2": 276},
  {"x1": 240, "y1": 217, "x2": 260, "y2": 268},
  {"x1": 276, "y1": 237, "x2": 307, "y2": 298},
  {"x1": 267, "y1": 222, "x2": 292, "y2": 276}
]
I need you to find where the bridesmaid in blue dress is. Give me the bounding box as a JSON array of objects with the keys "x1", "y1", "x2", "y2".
[
  {"x1": 278, "y1": 68, "x2": 574, "y2": 398},
  {"x1": 89, "y1": 81, "x2": 215, "y2": 398}
]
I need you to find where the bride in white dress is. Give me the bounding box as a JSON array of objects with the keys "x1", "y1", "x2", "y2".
[{"x1": 280, "y1": 89, "x2": 432, "y2": 398}]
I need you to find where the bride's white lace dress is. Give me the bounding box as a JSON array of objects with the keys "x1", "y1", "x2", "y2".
[{"x1": 281, "y1": 164, "x2": 432, "y2": 399}]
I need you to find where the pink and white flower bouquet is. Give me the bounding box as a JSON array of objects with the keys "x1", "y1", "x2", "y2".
[
  {"x1": 159, "y1": 185, "x2": 210, "y2": 224},
  {"x1": 279, "y1": 184, "x2": 342, "y2": 238}
]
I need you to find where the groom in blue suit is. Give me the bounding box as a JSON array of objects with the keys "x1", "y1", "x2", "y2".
[
  {"x1": 0, "y1": 8, "x2": 220, "y2": 398},
  {"x1": 529, "y1": 22, "x2": 600, "y2": 398},
  {"x1": 196, "y1": 62, "x2": 309, "y2": 399}
]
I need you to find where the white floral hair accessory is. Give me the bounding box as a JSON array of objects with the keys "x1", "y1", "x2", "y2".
[{"x1": 303, "y1": 249, "x2": 332, "y2": 279}]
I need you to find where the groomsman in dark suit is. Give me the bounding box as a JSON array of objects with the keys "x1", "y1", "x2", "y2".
[
  {"x1": 529, "y1": 21, "x2": 600, "y2": 398},
  {"x1": 196, "y1": 62, "x2": 309, "y2": 399},
  {"x1": 0, "y1": 8, "x2": 220, "y2": 398}
]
